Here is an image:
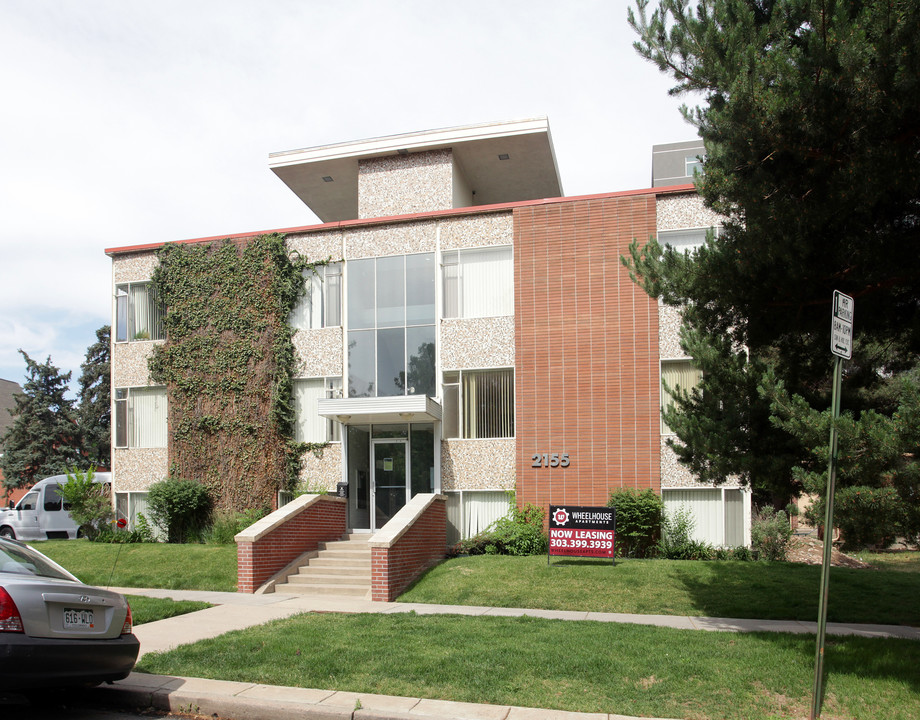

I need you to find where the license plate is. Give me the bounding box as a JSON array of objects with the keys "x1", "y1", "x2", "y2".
[{"x1": 63, "y1": 608, "x2": 94, "y2": 629}]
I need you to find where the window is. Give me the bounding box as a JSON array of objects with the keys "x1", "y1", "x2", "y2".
[
  {"x1": 685, "y1": 154, "x2": 705, "y2": 177},
  {"x1": 442, "y1": 246, "x2": 513, "y2": 319},
  {"x1": 115, "y1": 283, "x2": 165, "y2": 342},
  {"x1": 290, "y1": 262, "x2": 342, "y2": 329},
  {"x1": 658, "y1": 228, "x2": 712, "y2": 254},
  {"x1": 442, "y1": 368, "x2": 515, "y2": 439},
  {"x1": 347, "y1": 254, "x2": 436, "y2": 398},
  {"x1": 660, "y1": 360, "x2": 702, "y2": 434},
  {"x1": 114, "y1": 387, "x2": 168, "y2": 448},
  {"x1": 293, "y1": 377, "x2": 342, "y2": 442}
]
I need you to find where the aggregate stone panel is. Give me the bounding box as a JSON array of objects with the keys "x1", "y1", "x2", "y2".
[
  {"x1": 112, "y1": 447, "x2": 169, "y2": 492},
  {"x1": 660, "y1": 437, "x2": 704, "y2": 488},
  {"x1": 439, "y1": 211, "x2": 513, "y2": 250},
  {"x1": 112, "y1": 341, "x2": 161, "y2": 387},
  {"x1": 112, "y1": 252, "x2": 159, "y2": 284},
  {"x1": 293, "y1": 327, "x2": 344, "y2": 377},
  {"x1": 297, "y1": 443, "x2": 343, "y2": 491},
  {"x1": 440, "y1": 317, "x2": 515, "y2": 370},
  {"x1": 358, "y1": 150, "x2": 453, "y2": 219},
  {"x1": 440, "y1": 438, "x2": 515, "y2": 491},
  {"x1": 658, "y1": 301, "x2": 685, "y2": 359},
  {"x1": 344, "y1": 220, "x2": 438, "y2": 259},
  {"x1": 656, "y1": 192, "x2": 723, "y2": 231},
  {"x1": 286, "y1": 230, "x2": 344, "y2": 263}
]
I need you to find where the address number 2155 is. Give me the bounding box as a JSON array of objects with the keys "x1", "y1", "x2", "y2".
[{"x1": 532, "y1": 453, "x2": 570, "y2": 468}]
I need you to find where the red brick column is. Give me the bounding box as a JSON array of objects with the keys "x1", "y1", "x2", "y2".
[
  {"x1": 370, "y1": 494, "x2": 447, "y2": 602},
  {"x1": 236, "y1": 494, "x2": 347, "y2": 593}
]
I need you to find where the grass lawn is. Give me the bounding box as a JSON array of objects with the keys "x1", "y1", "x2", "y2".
[
  {"x1": 32, "y1": 540, "x2": 237, "y2": 592},
  {"x1": 137, "y1": 611, "x2": 920, "y2": 720},
  {"x1": 398, "y1": 555, "x2": 920, "y2": 626},
  {"x1": 126, "y1": 595, "x2": 211, "y2": 625}
]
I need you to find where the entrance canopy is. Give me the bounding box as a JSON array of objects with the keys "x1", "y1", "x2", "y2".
[{"x1": 317, "y1": 395, "x2": 442, "y2": 426}]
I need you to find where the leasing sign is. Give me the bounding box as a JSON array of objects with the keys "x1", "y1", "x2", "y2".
[{"x1": 548, "y1": 505, "x2": 616, "y2": 561}]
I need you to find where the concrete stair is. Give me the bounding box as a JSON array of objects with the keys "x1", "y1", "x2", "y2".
[{"x1": 273, "y1": 534, "x2": 371, "y2": 597}]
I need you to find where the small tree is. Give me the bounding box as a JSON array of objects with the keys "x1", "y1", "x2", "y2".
[
  {"x1": 606, "y1": 488, "x2": 663, "y2": 558},
  {"x1": 77, "y1": 326, "x2": 111, "y2": 469},
  {"x1": 147, "y1": 477, "x2": 212, "y2": 543},
  {"x1": 58, "y1": 467, "x2": 113, "y2": 541}
]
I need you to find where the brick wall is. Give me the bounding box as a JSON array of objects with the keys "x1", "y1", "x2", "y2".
[
  {"x1": 236, "y1": 495, "x2": 347, "y2": 593},
  {"x1": 513, "y1": 194, "x2": 661, "y2": 511},
  {"x1": 370, "y1": 494, "x2": 447, "y2": 602}
]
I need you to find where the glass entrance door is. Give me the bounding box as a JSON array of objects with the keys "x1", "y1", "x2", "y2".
[{"x1": 372, "y1": 439, "x2": 408, "y2": 530}]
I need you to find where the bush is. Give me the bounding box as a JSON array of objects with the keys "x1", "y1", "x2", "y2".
[
  {"x1": 832, "y1": 486, "x2": 904, "y2": 550},
  {"x1": 205, "y1": 507, "x2": 269, "y2": 544},
  {"x1": 658, "y1": 506, "x2": 714, "y2": 560},
  {"x1": 58, "y1": 467, "x2": 113, "y2": 541},
  {"x1": 147, "y1": 478, "x2": 212, "y2": 543},
  {"x1": 606, "y1": 488, "x2": 663, "y2": 558},
  {"x1": 751, "y1": 507, "x2": 792, "y2": 561},
  {"x1": 455, "y1": 503, "x2": 547, "y2": 556}
]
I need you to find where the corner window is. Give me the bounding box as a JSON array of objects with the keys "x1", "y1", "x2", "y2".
[
  {"x1": 290, "y1": 262, "x2": 342, "y2": 329},
  {"x1": 293, "y1": 377, "x2": 342, "y2": 443},
  {"x1": 442, "y1": 246, "x2": 513, "y2": 319},
  {"x1": 115, "y1": 283, "x2": 165, "y2": 342},
  {"x1": 442, "y1": 368, "x2": 515, "y2": 439},
  {"x1": 685, "y1": 155, "x2": 705, "y2": 176},
  {"x1": 660, "y1": 360, "x2": 702, "y2": 434},
  {"x1": 114, "y1": 387, "x2": 168, "y2": 448}
]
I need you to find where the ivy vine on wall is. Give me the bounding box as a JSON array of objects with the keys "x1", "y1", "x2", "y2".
[{"x1": 149, "y1": 234, "x2": 329, "y2": 512}]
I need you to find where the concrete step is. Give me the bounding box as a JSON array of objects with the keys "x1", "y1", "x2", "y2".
[
  {"x1": 286, "y1": 572, "x2": 370, "y2": 586},
  {"x1": 295, "y1": 564, "x2": 370, "y2": 577},
  {"x1": 309, "y1": 557, "x2": 371, "y2": 569},
  {"x1": 272, "y1": 533, "x2": 373, "y2": 597},
  {"x1": 274, "y1": 582, "x2": 369, "y2": 597}
]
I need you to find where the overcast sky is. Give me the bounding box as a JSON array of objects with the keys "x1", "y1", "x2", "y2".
[{"x1": 0, "y1": 0, "x2": 697, "y2": 396}]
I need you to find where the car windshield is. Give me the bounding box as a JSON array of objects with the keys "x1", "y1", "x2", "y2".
[{"x1": 0, "y1": 541, "x2": 73, "y2": 580}]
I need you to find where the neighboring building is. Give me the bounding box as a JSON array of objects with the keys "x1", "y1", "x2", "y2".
[
  {"x1": 106, "y1": 119, "x2": 750, "y2": 547},
  {"x1": 652, "y1": 140, "x2": 706, "y2": 187},
  {"x1": 0, "y1": 379, "x2": 26, "y2": 506}
]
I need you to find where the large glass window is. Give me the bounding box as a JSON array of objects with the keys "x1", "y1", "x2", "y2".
[
  {"x1": 290, "y1": 262, "x2": 342, "y2": 329},
  {"x1": 442, "y1": 368, "x2": 515, "y2": 439},
  {"x1": 115, "y1": 283, "x2": 165, "y2": 342},
  {"x1": 660, "y1": 359, "x2": 703, "y2": 434},
  {"x1": 658, "y1": 228, "x2": 715, "y2": 254},
  {"x1": 114, "y1": 387, "x2": 168, "y2": 448},
  {"x1": 293, "y1": 377, "x2": 342, "y2": 442},
  {"x1": 442, "y1": 246, "x2": 513, "y2": 319},
  {"x1": 347, "y1": 253, "x2": 436, "y2": 398}
]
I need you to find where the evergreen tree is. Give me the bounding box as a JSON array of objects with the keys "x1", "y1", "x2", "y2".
[
  {"x1": 0, "y1": 351, "x2": 82, "y2": 490},
  {"x1": 624, "y1": 1, "x2": 920, "y2": 507},
  {"x1": 77, "y1": 326, "x2": 111, "y2": 469}
]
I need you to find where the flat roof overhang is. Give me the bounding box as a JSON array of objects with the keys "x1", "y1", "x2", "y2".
[
  {"x1": 317, "y1": 395, "x2": 442, "y2": 426},
  {"x1": 268, "y1": 118, "x2": 563, "y2": 223}
]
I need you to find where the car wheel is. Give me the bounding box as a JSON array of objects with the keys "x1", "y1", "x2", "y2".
[{"x1": 0, "y1": 526, "x2": 15, "y2": 539}]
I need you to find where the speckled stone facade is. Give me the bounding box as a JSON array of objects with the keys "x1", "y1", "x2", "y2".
[
  {"x1": 441, "y1": 317, "x2": 514, "y2": 370},
  {"x1": 298, "y1": 443, "x2": 343, "y2": 490},
  {"x1": 659, "y1": 439, "x2": 699, "y2": 488},
  {"x1": 293, "y1": 328, "x2": 343, "y2": 377},
  {"x1": 112, "y1": 448, "x2": 168, "y2": 492},
  {"x1": 287, "y1": 230, "x2": 344, "y2": 263},
  {"x1": 358, "y1": 150, "x2": 453, "y2": 219},
  {"x1": 657, "y1": 302, "x2": 685, "y2": 360},
  {"x1": 112, "y1": 253, "x2": 159, "y2": 284},
  {"x1": 440, "y1": 212, "x2": 513, "y2": 250},
  {"x1": 441, "y1": 439, "x2": 515, "y2": 491},
  {"x1": 656, "y1": 193, "x2": 722, "y2": 232},
  {"x1": 344, "y1": 220, "x2": 438, "y2": 259},
  {"x1": 113, "y1": 341, "x2": 162, "y2": 388}
]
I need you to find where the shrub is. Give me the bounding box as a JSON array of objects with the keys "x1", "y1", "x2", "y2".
[
  {"x1": 147, "y1": 477, "x2": 212, "y2": 543},
  {"x1": 59, "y1": 467, "x2": 113, "y2": 541},
  {"x1": 606, "y1": 488, "x2": 663, "y2": 558},
  {"x1": 205, "y1": 507, "x2": 269, "y2": 544},
  {"x1": 833, "y1": 486, "x2": 904, "y2": 550},
  {"x1": 455, "y1": 503, "x2": 547, "y2": 556},
  {"x1": 751, "y1": 507, "x2": 792, "y2": 561},
  {"x1": 658, "y1": 506, "x2": 714, "y2": 560}
]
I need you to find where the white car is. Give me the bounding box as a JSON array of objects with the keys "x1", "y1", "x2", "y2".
[
  {"x1": 0, "y1": 473, "x2": 112, "y2": 541},
  {"x1": 0, "y1": 536, "x2": 139, "y2": 689}
]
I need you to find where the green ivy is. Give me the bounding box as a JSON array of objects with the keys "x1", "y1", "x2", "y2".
[{"x1": 149, "y1": 234, "x2": 331, "y2": 511}]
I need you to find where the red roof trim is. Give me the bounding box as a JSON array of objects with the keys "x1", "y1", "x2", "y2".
[{"x1": 104, "y1": 183, "x2": 696, "y2": 256}]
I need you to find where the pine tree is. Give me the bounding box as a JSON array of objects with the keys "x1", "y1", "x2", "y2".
[
  {"x1": 624, "y1": 1, "x2": 920, "y2": 507},
  {"x1": 0, "y1": 351, "x2": 82, "y2": 490},
  {"x1": 77, "y1": 326, "x2": 111, "y2": 469}
]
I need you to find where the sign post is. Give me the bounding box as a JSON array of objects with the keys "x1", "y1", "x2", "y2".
[
  {"x1": 548, "y1": 505, "x2": 616, "y2": 565},
  {"x1": 811, "y1": 290, "x2": 853, "y2": 720}
]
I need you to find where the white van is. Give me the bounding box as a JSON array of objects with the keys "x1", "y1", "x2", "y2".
[{"x1": 0, "y1": 473, "x2": 112, "y2": 541}]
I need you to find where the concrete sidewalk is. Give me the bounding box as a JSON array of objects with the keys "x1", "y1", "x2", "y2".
[{"x1": 93, "y1": 587, "x2": 920, "y2": 720}]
